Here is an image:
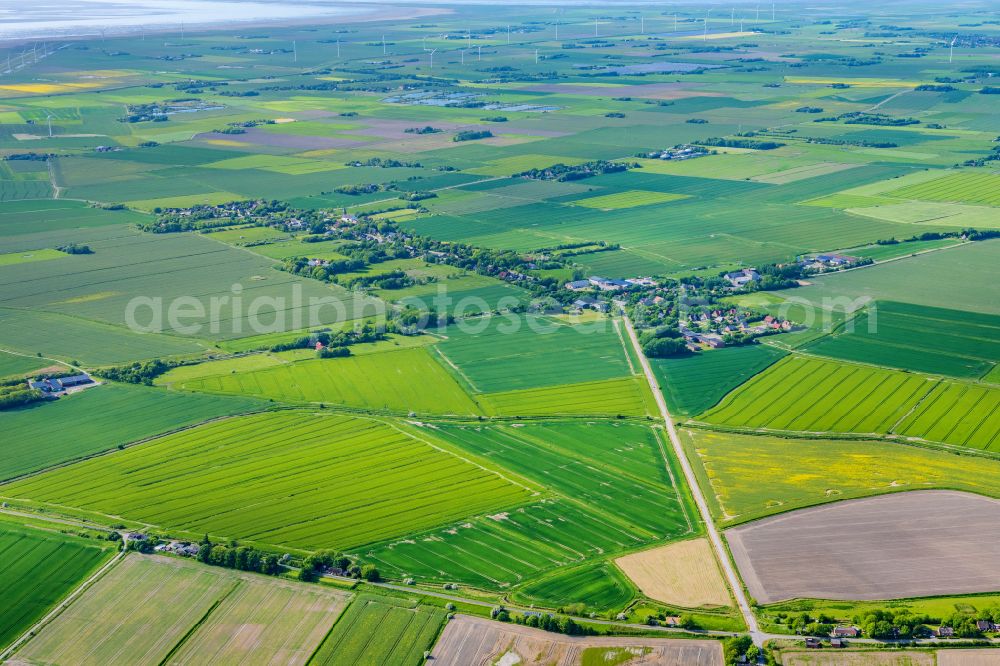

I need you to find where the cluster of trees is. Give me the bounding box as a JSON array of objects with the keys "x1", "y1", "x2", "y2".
[
  {"x1": 0, "y1": 378, "x2": 44, "y2": 411},
  {"x1": 514, "y1": 160, "x2": 636, "y2": 182},
  {"x1": 804, "y1": 135, "x2": 897, "y2": 148},
  {"x1": 403, "y1": 126, "x2": 440, "y2": 135},
  {"x1": 298, "y1": 550, "x2": 379, "y2": 582},
  {"x1": 639, "y1": 326, "x2": 689, "y2": 358},
  {"x1": 795, "y1": 106, "x2": 824, "y2": 113},
  {"x1": 345, "y1": 157, "x2": 422, "y2": 167},
  {"x1": 334, "y1": 183, "x2": 383, "y2": 195},
  {"x1": 453, "y1": 129, "x2": 493, "y2": 142},
  {"x1": 94, "y1": 359, "x2": 174, "y2": 385},
  {"x1": 56, "y1": 243, "x2": 93, "y2": 255},
  {"x1": 268, "y1": 322, "x2": 385, "y2": 353},
  {"x1": 695, "y1": 137, "x2": 785, "y2": 150},
  {"x1": 839, "y1": 112, "x2": 920, "y2": 126},
  {"x1": 196, "y1": 537, "x2": 283, "y2": 575},
  {"x1": 723, "y1": 636, "x2": 758, "y2": 666},
  {"x1": 855, "y1": 609, "x2": 934, "y2": 638},
  {"x1": 491, "y1": 607, "x2": 594, "y2": 636},
  {"x1": 774, "y1": 611, "x2": 838, "y2": 635}
]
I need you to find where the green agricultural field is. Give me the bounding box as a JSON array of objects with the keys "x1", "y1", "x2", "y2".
[
  {"x1": 0, "y1": 350, "x2": 52, "y2": 379},
  {"x1": 12, "y1": 554, "x2": 348, "y2": 666},
  {"x1": 884, "y1": 170, "x2": 1000, "y2": 206},
  {"x1": 481, "y1": 376, "x2": 654, "y2": 417},
  {"x1": 180, "y1": 346, "x2": 484, "y2": 415},
  {"x1": 434, "y1": 315, "x2": 634, "y2": 393},
  {"x1": 896, "y1": 381, "x2": 1000, "y2": 452},
  {"x1": 513, "y1": 561, "x2": 636, "y2": 613},
  {"x1": 0, "y1": 516, "x2": 115, "y2": 651},
  {"x1": 309, "y1": 595, "x2": 445, "y2": 666},
  {"x1": 0, "y1": 200, "x2": 147, "y2": 237},
  {"x1": 571, "y1": 189, "x2": 689, "y2": 210},
  {"x1": 0, "y1": 411, "x2": 534, "y2": 551},
  {"x1": 1, "y1": 384, "x2": 265, "y2": 481},
  {"x1": 681, "y1": 429, "x2": 1000, "y2": 525},
  {"x1": 0, "y1": 228, "x2": 379, "y2": 342},
  {"x1": 653, "y1": 345, "x2": 788, "y2": 416},
  {"x1": 805, "y1": 301, "x2": 1000, "y2": 378},
  {"x1": 0, "y1": 248, "x2": 67, "y2": 267},
  {"x1": 0, "y1": 307, "x2": 205, "y2": 365},
  {"x1": 698, "y1": 355, "x2": 935, "y2": 436},
  {"x1": 365, "y1": 420, "x2": 692, "y2": 592},
  {"x1": 153, "y1": 353, "x2": 288, "y2": 385},
  {"x1": 778, "y1": 240, "x2": 1000, "y2": 315}
]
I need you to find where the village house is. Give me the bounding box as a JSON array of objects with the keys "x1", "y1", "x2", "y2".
[
  {"x1": 724, "y1": 268, "x2": 760, "y2": 288},
  {"x1": 832, "y1": 626, "x2": 859, "y2": 638},
  {"x1": 572, "y1": 297, "x2": 609, "y2": 313},
  {"x1": 936, "y1": 626, "x2": 954, "y2": 638},
  {"x1": 565, "y1": 279, "x2": 591, "y2": 292},
  {"x1": 804, "y1": 638, "x2": 821, "y2": 649}
]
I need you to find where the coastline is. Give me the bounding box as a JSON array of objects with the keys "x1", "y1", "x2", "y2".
[{"x1": 0, "y1": 2, "x2": 451, "y2": 44}]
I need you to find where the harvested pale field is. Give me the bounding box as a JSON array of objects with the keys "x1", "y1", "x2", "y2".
[
  {"x1": 429, "y1": 615, "x2": 721, "y2": 666},
  {"x1": 11, "y1": 554, "x2": 348, "y2": 666},
  {"x1": 726, "y1": 491, "x2": 1000, "y2": 604},
  {"x1": 615, "y1": 539, "x2": 731, "y2": 608},
  {"x1": 936, "y1": 649, "x2": 1000, "y2": 665},
  {"x1": 780, "y1": 650, "x2": 934, "y2": 666}
]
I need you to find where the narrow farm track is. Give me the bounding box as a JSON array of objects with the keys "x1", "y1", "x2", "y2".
[{"x1": 618, "y1": 311, "x2": 763, "y2": 645}]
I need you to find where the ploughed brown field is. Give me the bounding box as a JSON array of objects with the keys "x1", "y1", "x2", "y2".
[
  {"x1": 726, "y1": 490, "x2": 1000, "y2": 604},
  {"x1": 429, "y1": 615, "x2": 722, "y2": 666}
]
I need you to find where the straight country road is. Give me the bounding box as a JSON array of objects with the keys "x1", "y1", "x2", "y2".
[{"x1": 619, "y1": 311, "x2": 763, "y2": 645}]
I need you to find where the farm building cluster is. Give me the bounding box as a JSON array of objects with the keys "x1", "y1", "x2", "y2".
[
  {"x1": 28, "y1": 373, "x2": 96, "y2": 397},
  {"x1": 639, "y1": 144, "x2": 711, "y2": 161}
]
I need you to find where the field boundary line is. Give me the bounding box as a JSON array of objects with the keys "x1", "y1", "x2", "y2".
[
  {"x1": 430, "y1": 345, "x2": 482, "y2": 394},
  {"x1": 619, "y1": 309, "x2": 762, "y2": 645},
  {"x1": 887, "y1": 380, "x2": 941, "y2": 434},
  {"x1": 386, "y1": 420, "x2": 540, "y2": 495},
  {"x1": 681, "y1": 421, "x2": 1000, "y2": 462}
]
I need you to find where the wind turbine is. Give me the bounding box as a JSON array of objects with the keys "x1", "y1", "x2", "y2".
[
  {"x1": 674, "y1": 14, "x2": 679, "y2": 32},
  {"x1": 382, "y1": 35, "x2": 386, "y2": 55},
  {"x1": 755, "y1": 5, "x2": 760, "y2": 23},
  {"x1": 292, "y1": 40, "x2": 297, "y2": 63},
  {"x1": 336, "y1": 38, "x2": 340, "y2": 58},
  {"x1": 772, "y1": 3, "x2": 775, "y2": 20},
  {"x1": 534, "y1": 48, "x2": 539, "y2": 64},
  {"x1": 478, "y1": 44, "x2": 482, "y2": 60},
  {"x1": 731, "y1": 8, "x2": 735, "y2": 25},
  {"x1": 507, "y1": 25, "x2": 511, "y2": 45},
  {"x1": 424, "y1": 47, "x2": 436, "y2": 69},
  {"x1": 47, "y1": 114, "x2": 53, "y2": 138},
  {"x1": 640, "y1": 15, "x2": 645, "y2": 35},
  {"x1": 704, "y1": 14, "x2": 709, "y2": 41},
  {"x1": 949, "y1": 35, "x2": 957, "y2": 63}
]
